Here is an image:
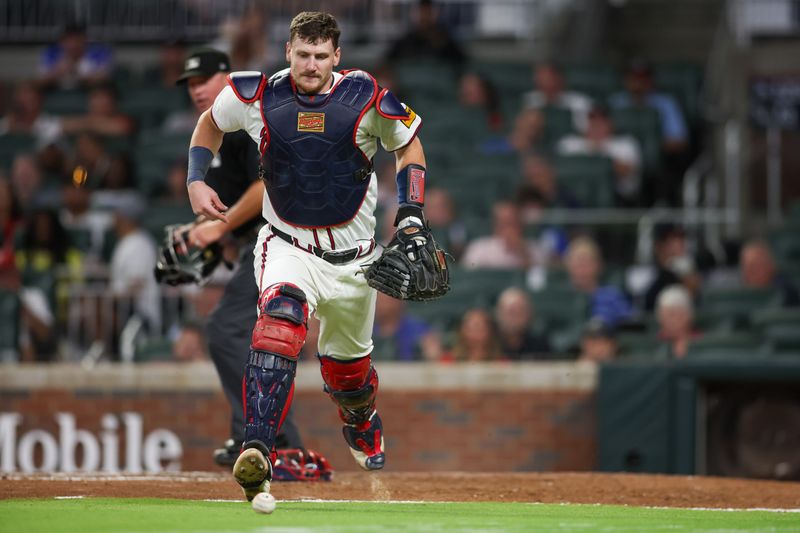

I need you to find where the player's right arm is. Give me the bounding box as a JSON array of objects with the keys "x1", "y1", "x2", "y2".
[{"x1": 187, "y1": 109, "x2": 229, "y2": 223}]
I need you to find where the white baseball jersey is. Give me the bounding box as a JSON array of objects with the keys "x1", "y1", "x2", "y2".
[
  {"x1": 211, "y1": 69, "x2": 422, "y2": 359},
  {"x1": 211, "y1": 69, "x2": 423, "y2": 251}
]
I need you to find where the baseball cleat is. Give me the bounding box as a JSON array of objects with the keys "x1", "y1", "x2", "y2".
[
  {"x1": 233, "y1": 447, "x2": 273, "y2": 502},
  {"x1": 342, "y1": 410, "x2": 385, "y2": 471}
]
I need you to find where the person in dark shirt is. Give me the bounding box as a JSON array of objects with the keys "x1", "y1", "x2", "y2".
[
  {"x1": 644, "y1": 223, "x2": 701, "y2": 311},
  {"x1": 384, "y1": 0, "x2": 467, "y2": 70},
  {"x1": 740, "y1": 239, "x2": 800, "y2": 306},
  {"x1": 174, "y1": 48, "x2": 304, "y2": 466},
  {"x1": 495, "y1": 286, "x2": 551, "y2": 359}
]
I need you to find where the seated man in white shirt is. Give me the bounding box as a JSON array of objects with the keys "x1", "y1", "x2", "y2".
[{"x1": 557, "y1": 105, "x2": 642, "y2": 204}]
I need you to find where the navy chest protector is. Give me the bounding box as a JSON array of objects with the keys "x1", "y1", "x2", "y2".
[{"x1": 259, "y1": 70, "x2": 377, "y2": 228}]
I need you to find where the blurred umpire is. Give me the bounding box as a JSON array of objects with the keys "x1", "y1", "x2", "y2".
[{"x1": 176, "y1": 49, "x2": 304, "y2": 465}]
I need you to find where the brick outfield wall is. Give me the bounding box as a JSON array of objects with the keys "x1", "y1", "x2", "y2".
[{"x1": 0, "y1": 363, "x2": 597, "y2": 473}]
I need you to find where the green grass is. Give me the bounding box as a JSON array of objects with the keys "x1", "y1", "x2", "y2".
[{"x1": 0, "y1": 498, "x2": 797, "y2": 533}]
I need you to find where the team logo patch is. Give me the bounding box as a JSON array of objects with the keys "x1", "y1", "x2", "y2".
[
  {"x1": 408, "y1": 167, "x2": 425, "y2": 204},
  {"x1": 401, "y1": 105, "x2": 417, "y2": 128},
  {"x1": 297, "y1": 112, "x2": 325, "y2": 132}
]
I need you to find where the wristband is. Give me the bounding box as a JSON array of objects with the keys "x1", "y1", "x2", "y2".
[
  {"x1": 187, "y1": 146, "x2": 214, "y2": 185},
  {"x1": 395, "y1": 164, "x2": 426, "y2": 207}
]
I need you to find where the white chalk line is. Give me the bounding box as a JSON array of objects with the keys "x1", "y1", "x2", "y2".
[{"x1": 198, "y1": 498, "x2": 800, "y2": 513}]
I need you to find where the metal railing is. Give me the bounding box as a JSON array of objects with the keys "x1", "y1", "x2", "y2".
[{"x1": 60, "y1": 269, "x2": 198, "y2": 364}]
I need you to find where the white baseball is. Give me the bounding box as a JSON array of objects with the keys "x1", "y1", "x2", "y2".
[{"x1": 252, "y1": 492, "x2": 277, "y2": 514}]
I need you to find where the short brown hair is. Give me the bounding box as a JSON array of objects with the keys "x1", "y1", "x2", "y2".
[{"x1": 289, "y1": 11, "x2": 340, "y2": 49}]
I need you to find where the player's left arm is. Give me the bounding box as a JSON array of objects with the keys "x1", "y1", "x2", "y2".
[{"x1": 392, "y1": 137, "x2": 428, "y2": 229}]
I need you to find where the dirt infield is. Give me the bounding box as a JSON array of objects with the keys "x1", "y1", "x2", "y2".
[{"x1": 2, "y1": 472, "x2": 800, "y2": 509}]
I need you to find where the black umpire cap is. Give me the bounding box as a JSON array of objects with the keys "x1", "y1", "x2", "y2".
[{"x1": 176, "y1": 48, "x2": 231, "y2": 84}]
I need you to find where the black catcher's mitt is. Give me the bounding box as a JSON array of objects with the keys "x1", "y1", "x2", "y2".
[
  {"x1": 154, "y1": 224, "x2": 230, "y2": 286},
  {"x1": 365, "y1": 224, "x2": 450, "y2": 301}
]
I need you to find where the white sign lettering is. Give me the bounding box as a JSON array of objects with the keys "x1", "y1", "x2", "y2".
[{"x1": 0, "y1": 413, "x2": 183, "y2": 473}]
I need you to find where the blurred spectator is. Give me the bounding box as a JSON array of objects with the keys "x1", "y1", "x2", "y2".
[
  {"x1": 109, "y1": 196, "x2": 161, "y2": 331},
  {"x1": 213, "y1": 3, "x2": 270, "y2": 71},
  {"x1": 158, "y1": 157, "x2": 191, "y2": 207},
  {"x1": 523, "y1": 63, "x2": 592, "y2": 132},
  {"x1": 564, "y1": 236, "x2": 631, "y2": 327},
  {"x1": 172, "y1": 322, "x2": 208, "y2": 362},
  {"x1": 425, "y1": 188, "x2": 467, "y2": 261},
  {"x1": 0, "y1": 81, "x2": 63, "y2": 146},
  {"x1": 384, "y1": 0, "x2": 467, "y2": 71},
  {"x1": 609, "y1": 60, "x2": 688, "y2": 154},
  {"x1": 10, "y1": 155, "x2": 46, "y2": 214},
  {"x1": 656, "y1": 284, "x2": 700, "y2": 359},
  {"x1": 458, "y1": 72, "x2": 504, "y2": 132},
  {"x1": 144, "y1": 39, "x2": 188, "y2": 87},
  {"x1": 38, "y1": 24, "x2": 112, "y2": 90},
  {"x1": 92, "y1": 154, "x2": 144, "y2": 212},
  {"x1": 448, "y1": 308, "x2": 504, "y2": 362},
  {"x1": 462, "y1": 201, "x2": 545, "y2": 270},
  {"x1": 643, "y1": 223, "x2": 701, "y2": 311},
  {"x1": 508, "y1": 108, "x2": 543, "y2": 153},
  {"x1": 578, "y1": 318, "x2": 619, "y2": 363},
  {"x1": 60, "y1": 175, "x2": 113, "y2": 262},
  {"x1": 494, "y1": 287, "x2": 550, "y2": 359},
  {"x1": 67, "y1": 132, "x2": 119, "y2": 190},
  {"x1": 557, "y1": 105, "x2": 642, "y2": 204},
  {"x1": 518, "y1": 153, "x2": 579, "y2": 210},
  {"x1": 15, "y1": 208, "x2": 82, "y2": 361},
  {"x1": 61, "y1": 83, "x2": 135, "y2": 137},
  {"x1": 373, "y1": 291, "x2": 443, "y2": 361},
  {"x1": 739, "y1": 240, "x2": 800, "y2": 306},
  {"x1": 0, "y1": 176, "x2": 21, "y2": 271}
]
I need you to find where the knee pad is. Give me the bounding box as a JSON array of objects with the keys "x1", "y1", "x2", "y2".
[
  {"x1": 252, "y1": 283, "x2": 308, "y2": 359},
  {"x1": 318, "y1": 354, "x2": 379, "y2": 425},
  {"x1": 243, "y1": 283, "x2": 308, "y2": 453}
]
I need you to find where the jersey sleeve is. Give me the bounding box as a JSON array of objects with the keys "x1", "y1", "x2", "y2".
[
  {"x1": 365, "y1": 102, "x2": 423, "y2": 152},
  {"x1": 211, "y1": 85, "x2": 252, "y2": 133}
]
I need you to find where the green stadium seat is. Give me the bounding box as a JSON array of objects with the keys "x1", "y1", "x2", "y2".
[
  {"x1": 699, "y1": 287, "x2": 782, "y2": 329},
  {"x1": 540, "y1": 106, "x2": 575, "y2": 150},
  {"x1": 395, "y1": 61, "x2": 459, "y2": 100},
  {"x1": 752, "y1": 307, "x2": 800, "y2": 356},
  {"x1": 610, "y1": 107, "x2": 662, "y2": 175},
  {"x1": 142, "y1": 204, "x2": 196, "y2": 241},
  {"x1": 529, "y1": 287, "x2": 589, "y2": 352},
  {"x1": 685, "y1": 332, "x2": 765, "y2": 360},
  {"x1": 653, "y1": 63, "x2": 703, "y2": 127},
  {"x1": 470, "y1": 60, "x2": 532, "y2": 99},
  {"x1": 563, "y1": 63, "x2": 621, "y2": 100},
  {"x1": 0, "y1": 133, "x2": 36, "y2": 170},
  {"x1": 42, "y1": 89, "x2": 89, "y2": 115},
  {"x1": 552, "y1": 154, "x2": 615, "y2": 208},
  {"x1": 616, "y1": 332, "x2": 661, "y2": 358},
  {"x1": 134, "y1": 337, "x2": 174, "y2": 363},
  {"x1": 120, "y1": 87, "x2": 190, "y2": 129}
]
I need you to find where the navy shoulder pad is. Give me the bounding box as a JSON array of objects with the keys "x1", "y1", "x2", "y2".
[
  {"x1": 228, "y1": 71, "x2": 265, "y2": 103},
  {"x1": 341, "y1": 69, "x2": 373, "y2": 82},
  {"x1": 376, "y1": 88, "x2": 409, "y2": 120}
]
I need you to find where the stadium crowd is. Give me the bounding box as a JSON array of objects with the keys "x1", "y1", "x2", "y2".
[{"x1": 1, "y1": 5, "x2": 799, "y2": 365}]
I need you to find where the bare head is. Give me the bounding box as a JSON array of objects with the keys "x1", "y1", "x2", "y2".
[
  {"x1": 656, "y1": 285, "x2": 693, "y2": 339},
  {"x1": 565, "y1": 236, "x2": 602, "y2": 293},
  {"x1": 286, "y1": 12, "x2": 341, "y2": 94},
  {"x1": 495, "y1": 287, "x2": 532, "y2": 335},
  {"x1": 740, "y1": 240, "x2": 776, "y2": 288}
]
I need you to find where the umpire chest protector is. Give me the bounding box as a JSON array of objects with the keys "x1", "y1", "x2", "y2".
[{"x1": 230, "y1": 70, "x2": 378, "y2": 228}]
